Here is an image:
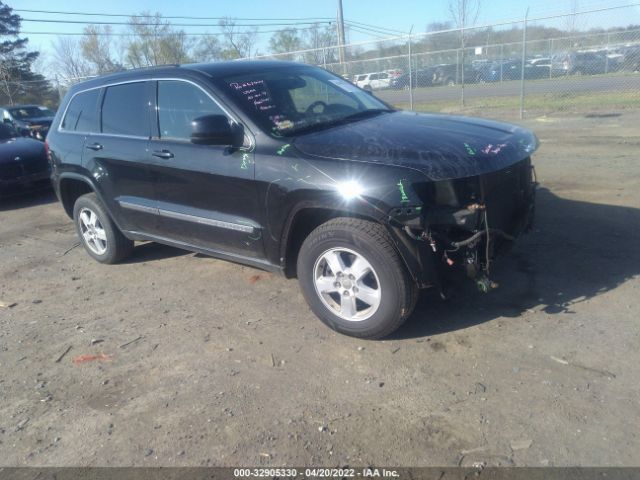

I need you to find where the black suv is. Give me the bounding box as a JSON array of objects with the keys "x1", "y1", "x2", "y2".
[{"x1": 47, "y1": 61, "x2": 538, "y2": 339}]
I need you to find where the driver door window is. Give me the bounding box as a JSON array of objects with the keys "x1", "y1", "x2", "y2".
[{"x1": 157, "y1": 80, "x2": 228, "y2": 140}]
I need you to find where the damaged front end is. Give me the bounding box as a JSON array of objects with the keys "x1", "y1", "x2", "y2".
[{"x1": 388, "y1": 157, "x2": 536, "y2": 294}]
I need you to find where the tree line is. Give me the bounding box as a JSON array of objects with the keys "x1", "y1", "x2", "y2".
[
  {"x1": 50, "y1": 15, "x2": 339, "y2": 80},
  {"x1": 2, "y1": 0, "x2": 639, "y2": 107}
]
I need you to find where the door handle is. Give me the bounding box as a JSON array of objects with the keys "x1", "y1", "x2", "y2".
[
  {"x1": 85, "y1": 143, "x2": 103, "y2": 151},
  {"x1": 152, "y1": 149, "x2": 174, "y2": 159}
]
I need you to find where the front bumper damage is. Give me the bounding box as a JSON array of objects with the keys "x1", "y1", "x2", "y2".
[{"x1": 388, "y1": 158, "x2": 536, "y2": 293}]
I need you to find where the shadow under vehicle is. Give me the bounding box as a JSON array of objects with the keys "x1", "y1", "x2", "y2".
[{"x1": 392, "y1": 187, "x2": 640, "y2": 339}]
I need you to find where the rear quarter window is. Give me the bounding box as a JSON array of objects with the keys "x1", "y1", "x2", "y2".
[
  {"x1": 101, "y1": 82, "x2": 150, "y2": 137},
  {"x1": 61, "y1": 89, "x2": 100, "y2": 132}
]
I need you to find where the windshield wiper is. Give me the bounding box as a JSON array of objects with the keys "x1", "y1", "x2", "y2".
[
  {"x1": 288, "y1": 108, "x2": 393, "y2": 135},
  {"x1": 340, "y1": 108, "x2": 394, "y2": 122}
]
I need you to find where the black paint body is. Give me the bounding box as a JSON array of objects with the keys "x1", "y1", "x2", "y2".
[
  {"x1": 0, "y1": 134, "x2": 50, "y2": 195},
  {"x1": 47, "y1": 61, "x2": 538, "y2": 287}
]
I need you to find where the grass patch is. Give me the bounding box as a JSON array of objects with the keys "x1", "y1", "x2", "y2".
[{"x1": 392, "y1": 90, "x2": 640, "y2": 118}]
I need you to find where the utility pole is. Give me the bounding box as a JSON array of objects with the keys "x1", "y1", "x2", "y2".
[{"x1": 337, "y1": 0, "x2": 347, "y2": 65}]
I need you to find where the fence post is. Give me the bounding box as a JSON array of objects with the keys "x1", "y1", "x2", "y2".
[
  {"x1": 460, "y1": 24, "x2": 465, "y2": 108},
  {"x1": 408, "y1": 29, "x2": 414, "y2": 111},
  {"x1": 548, "y1": 39, "x2": 553, "y2": 79},
  {"x1": 500, "y1": 44, "x2": 504, "y2": 82},
  {"x1": 519, "y1": 8, "x2": 529, "y2": 120},
  {"x1": 605, "y1": 32, "x2": 610, "y2": 73}
]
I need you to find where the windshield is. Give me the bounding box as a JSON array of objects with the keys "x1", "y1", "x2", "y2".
[
  {"x1": 0, "y1": 123, "x2": 18, "y2": 140},
  {"x1": 8, "y1": 106, "x2": 55, "y2": 120},
  {"x1": 214, "y1": 65, "x2": 392, "y2": 136}
]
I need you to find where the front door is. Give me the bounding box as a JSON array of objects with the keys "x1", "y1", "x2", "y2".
[{"x1": 148, "y1": 79, "x2": 264, "y2": 258}]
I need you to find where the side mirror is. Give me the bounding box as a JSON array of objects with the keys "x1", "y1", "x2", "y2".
[{"x1": 190, "y1": 114, "x2": 242, "y2": 146}]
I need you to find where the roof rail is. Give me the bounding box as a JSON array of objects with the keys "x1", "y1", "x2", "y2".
[{"x1": 127, "y1": 64, "x2": 181, "y2": 72}]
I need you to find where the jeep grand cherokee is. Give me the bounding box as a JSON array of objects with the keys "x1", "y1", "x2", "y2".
[{"x1": 46, "y1": 61, "x2": 538, "y2": 339}]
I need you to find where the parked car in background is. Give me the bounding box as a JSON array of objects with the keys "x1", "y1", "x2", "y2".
[
  {"x1": 624, "y1": 46, "x2": 640, "y2": 72},
  {"x1": 527, "y1": 57, "x2": 552, "y2": 78},
  {"x1": 475, "y1": 59, "x2": 520, "y2": 82},
  {"x1": 354, "y1": 71, "x2": 391, "y2": 90},
  {"x1": 432, "y1": 63, "x2": 479, "y2": 86},
  {"x1": 390, "y1": 67, "x2": 437, "y2": 89},
  {"x1": 551, "y1": 51, "x2": 614, "y2": 76},
  {"x1": 47, "y1": 61, "x2": 538, "y2": 339},
  {"x1": 384, "y1": 69, "x2": 404, "y2": 80},
  {"x1": 475, "y1": 58, "x2": 551, "y2": 82},
  {"x1": 0, "y1": 122, "x2": 50, "y2": 197},
  {"x1": 0, "y1": 104, "x2": 56, "y2": 140}
]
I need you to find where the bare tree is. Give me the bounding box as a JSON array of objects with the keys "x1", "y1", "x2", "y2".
[
  {"x1": 303, "y1": 23, "x2": 338, "y2": 64},
  {"x1": 448, "y1": 0, "x2": 481, "y2": 106},
  {"x1": 80, "y1": 25, "x2": 121, "y2": 74},
  {"x1": 51, "y1": 36, "x2": 92, "y2": 80},
  {"x1": 448, "y1": 0, "x2": 481, "y2": 37},
  {"x1": 125, "y1": 12, "x2": 193, "y2": 68},
  {"x1": 0, "y1": 62, "x2": 15, "y2": 104},
  {"x1": 193, "y1": 35, "x2": 222, "y2": 62},
  {"x1": 219, "y1": 17, "x2": 258, "y2": 59},
  {"x1": 564, "y1": 0, "x2": 583, "y2": 46}
]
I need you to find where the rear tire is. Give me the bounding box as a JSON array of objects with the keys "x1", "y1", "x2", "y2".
[
  {"x1": 297, "y1": 217, "x2": 418, "y2": 339},
  {"x1": 73, "y1": 193, "x2": 133, "y2": 264}
]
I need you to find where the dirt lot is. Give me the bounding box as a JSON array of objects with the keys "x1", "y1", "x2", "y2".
[{"x1": 1, "y1": 112, "x2": 639, "y2": 467}]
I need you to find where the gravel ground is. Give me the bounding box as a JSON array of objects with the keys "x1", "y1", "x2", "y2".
[{"x1": 0, "y1": 112, "x2": 639, "y2": 467}]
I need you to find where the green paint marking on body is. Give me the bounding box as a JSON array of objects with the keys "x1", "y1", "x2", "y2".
[
  {"x1": 464, "y1": 143, "x2": 476, "y2": 155},
  {"x1": 240, "y1": 153, "x2": 250, "y2": 170},
  {"x1": 397, "y1": 180, "x2": 409, "y2": 203},
  {"x1": 277, "y1": 144, "x2": 291, "y2": 155}
]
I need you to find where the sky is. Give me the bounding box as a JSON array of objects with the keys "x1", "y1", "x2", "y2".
[{"x1": 11, "y1": 0, "x2": 640, "y2": 65}]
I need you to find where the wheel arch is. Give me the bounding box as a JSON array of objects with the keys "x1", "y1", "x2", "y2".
[
  {"x1": 280, "y1": 205, "x2": 437, "y2": 288},
  {"x1": 280, "y1": 206, "x2": 378, "y2": 278},
  {"x1": 58, "y1": 174, "x2": 97, "y2": 218}
]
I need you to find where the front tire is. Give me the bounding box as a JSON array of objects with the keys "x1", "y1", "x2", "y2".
[
  {"x1": 297, "y1": 218, "x2": 417, "y2": 339},
  {"x1": 73, "y1": 193, "x2": 133, "y2": 264}
]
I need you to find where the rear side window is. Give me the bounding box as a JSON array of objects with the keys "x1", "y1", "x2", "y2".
[
  {"x1": 62, "y1": 89, "x2": 99, "y2": 132},
  {"x1": 101, "y1": 82, "x2": 150, "y2": 137}
]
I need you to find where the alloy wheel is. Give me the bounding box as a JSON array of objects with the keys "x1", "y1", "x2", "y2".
[
  {"x1": 313, "y1": 247, "x2": 381, "y2": 321},
  {"x1": 78, "y1": 207, "x2": 108, "y2": 255}
]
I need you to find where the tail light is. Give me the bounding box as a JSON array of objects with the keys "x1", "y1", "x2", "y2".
[{"x1": 44, "y1": 140, "x2": 52, "y2": 163}]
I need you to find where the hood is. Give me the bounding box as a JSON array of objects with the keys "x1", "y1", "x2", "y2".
[
  {"x1": 293, "y1": 111, "x2": 539, "y2": 181},
  {"x1": 0, "y1": 137, "x2": 46, "y2": 164}
]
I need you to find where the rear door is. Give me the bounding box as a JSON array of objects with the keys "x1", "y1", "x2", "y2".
[
  {"x1": 81, "y1": 81, "x2": 158, "y2": 234},
  {"x1": 148, "y1": 79, "x2": 263, "y2": 258}
]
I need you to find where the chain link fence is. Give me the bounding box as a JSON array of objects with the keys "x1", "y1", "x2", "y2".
[
  {"x1": 251, "y1": 4, "x2": 640, "y2": 119},
  {"x1": 2, "y1": 4, "x2": 639, "y2": 121}
]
